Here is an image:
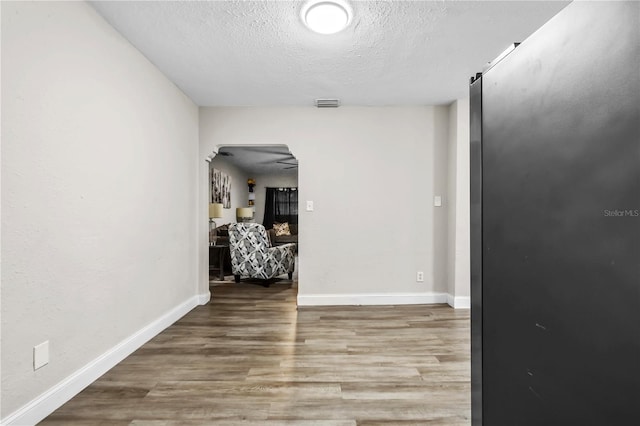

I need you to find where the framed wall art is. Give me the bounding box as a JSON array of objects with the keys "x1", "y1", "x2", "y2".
[{"x1": 211, "y1": 168, "x2": 231, "y2": 208}]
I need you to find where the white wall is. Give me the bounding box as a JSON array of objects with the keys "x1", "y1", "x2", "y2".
[
  {"x1": 199, "y1": 107, "x2": 450, "y2": 304},
  {"x1": 447, "y1": 102, "x2": 459, "y2": 303},
  {"x1": 446, "y1": 99, "x2": 471, "y2": 308},
  {"x1": 251, "y1": 172, "x2": 299, "y2": 225},
  {"x1": 208, "y1": 156, "x2": 249, "y2": 226},
  {"x1": 432, "y1": 107, "x2": 450, "y2": 296},
  {"x1": 1, "y1": 1, "x2": 199, "y2": 422}
]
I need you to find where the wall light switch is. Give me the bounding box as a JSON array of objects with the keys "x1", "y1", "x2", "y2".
[
  {"x1": 306, "y1": 200, "x2": 314, "y2": 212},
  {"x1": 434, "y1": 196, "x2": 442, "y2": 207},
  {"x1": 34, "y1": 341, "x2": 49, "y2": 370}
]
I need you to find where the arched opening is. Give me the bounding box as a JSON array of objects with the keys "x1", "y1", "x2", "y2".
[{"x1": 203, "y1": 144, "x2": 300, "y2": 302}]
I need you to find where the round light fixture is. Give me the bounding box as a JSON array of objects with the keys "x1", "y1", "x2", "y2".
[{"x1": 302, "y1": 1, "x2": 351, "y2": 35}]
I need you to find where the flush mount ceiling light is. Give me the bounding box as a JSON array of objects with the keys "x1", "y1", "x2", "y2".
[{"x1": 302, "y1": 1, "x2": 352, "y2": 35}]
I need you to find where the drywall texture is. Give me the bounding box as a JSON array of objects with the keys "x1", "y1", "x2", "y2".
[
  {"x1": 1, "y1": 1, "x2": 198, "y2": 419},
  {"x1": 447, "y1": 99, "x2": 471, "y2": 305},
  {"x1": 199, "y1": 106, "x2": 449, "y2": 298},
  {"x1": 208, "y1": 156, "x2": 249, "y2": 226},
  {"x1": 251, "y1": 173, "x2": 299, "y2": 225}
]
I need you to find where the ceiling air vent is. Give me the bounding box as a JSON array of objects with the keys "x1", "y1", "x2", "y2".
[{"x1": 315, "y1": 99, "x2": 340, "y2": 108}]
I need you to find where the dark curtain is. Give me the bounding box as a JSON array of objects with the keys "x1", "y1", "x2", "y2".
[{"x1": 263, "y1": 187, "x2": 298, "y2": 229}]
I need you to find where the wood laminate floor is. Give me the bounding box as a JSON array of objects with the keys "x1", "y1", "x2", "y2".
[{"x1": 41, "y1": 280, "x2": 471, "y2": 425}]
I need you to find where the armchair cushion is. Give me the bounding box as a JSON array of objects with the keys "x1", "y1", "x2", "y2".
[{"x1": 229, "y1": 223, "x2": 295, "y2": 280}]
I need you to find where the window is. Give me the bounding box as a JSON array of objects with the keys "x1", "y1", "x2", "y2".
[{"x1": 263, "y1": 187, "x2": 298, "y2": 229}]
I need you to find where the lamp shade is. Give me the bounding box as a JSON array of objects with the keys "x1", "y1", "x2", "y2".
[
  {"x1": 209, "y1": 203, "x2": 223, "y2": 218},
  {"x1": 236, "y1": 207, "x2": 254, "y2": 222}
]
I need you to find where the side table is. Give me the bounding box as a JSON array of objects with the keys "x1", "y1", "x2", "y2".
[{"x1": 209, "y1": 244, "x2": 230, "y2": 281}]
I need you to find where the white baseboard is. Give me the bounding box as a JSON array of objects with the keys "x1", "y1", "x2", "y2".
[
  {"x1": 197, "y1": 291, "x2": 211, "y2": 305},
  {"x1": 447, "y1": 294, "x2": 471, "y2": 309},
  {"x1": 2, "y1": 295, "x2": 201, "y2": 426},
  {"x1": 297, "y1": 292, "x2": 448, "y2": 306}
]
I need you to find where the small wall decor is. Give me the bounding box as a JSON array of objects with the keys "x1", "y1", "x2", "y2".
[
  {"x1": 211, "y1": 168, "x2": 231, "y2": 208},
  {"x1": 247, "y1": 178, "x2": 256, "y2": 206}
]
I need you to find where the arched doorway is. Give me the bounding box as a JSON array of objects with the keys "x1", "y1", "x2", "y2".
[{"x1": 202, "y1": 144, "x2": 300, "y2": 301}]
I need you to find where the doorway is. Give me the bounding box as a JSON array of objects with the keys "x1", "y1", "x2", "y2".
[{"x1": 205, "y1": 145, "x2": 300, "y2": 293}]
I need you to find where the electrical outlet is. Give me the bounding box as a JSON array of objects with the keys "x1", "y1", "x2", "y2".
[
  {"x1": 416, "y1": 271, "x2": 424, "y2": 282},
  {"x1": 34, "y1": 341, "x2": 49, "y2": 370}
]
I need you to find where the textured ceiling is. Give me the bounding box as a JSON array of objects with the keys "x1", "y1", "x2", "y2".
[{"x1": 90, "y1": 1, "x2": 569, "y2": 106}]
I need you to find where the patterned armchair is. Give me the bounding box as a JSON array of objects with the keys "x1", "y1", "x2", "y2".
[{"x1": 228, "y1": 223, "x2": 296, "y2": 283}]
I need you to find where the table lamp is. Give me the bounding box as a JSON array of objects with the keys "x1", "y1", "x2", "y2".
[
  {"x1": 236, "y1": 207, "x2": 254, "y2": 223},
  {"x1": 209, "y1": 203, "x2": 223, "y2": 244}
]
